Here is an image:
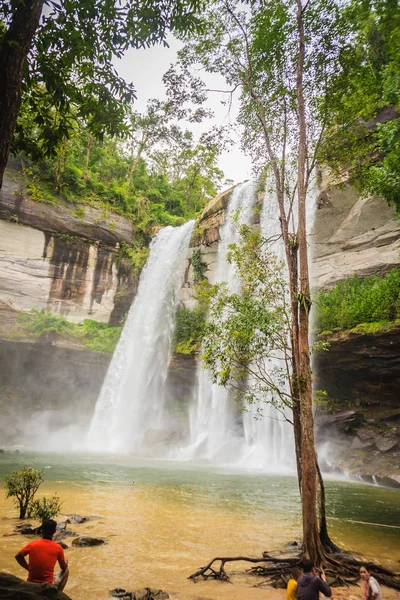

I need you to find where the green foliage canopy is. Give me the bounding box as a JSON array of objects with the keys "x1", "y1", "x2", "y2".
[
  {"x1": 1, "y1": 0, "x2": 205, "y2": 159},
  {"x1": 21, "y1": 119, "x2": 223, "y2": 241},
  {"x1": 320, "y1": 0, "x2": 400, "y2": 210}
]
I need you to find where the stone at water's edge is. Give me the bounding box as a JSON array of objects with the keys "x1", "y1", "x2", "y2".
[
  {"x1": 71, "y1": 536, "x2": 106, "y2": 547},
  {"x1": 110, "y1": 587, "x2": 169, "y2": 600},
  {"x1": 0, "y1": 572, "x2": 71, "y2": 600}
]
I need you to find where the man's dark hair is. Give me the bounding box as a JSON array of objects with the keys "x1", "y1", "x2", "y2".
[
  {"x1": 291, "y1": 566, "x2": 302, "y2": 578},
  {"x1": 41, "y1": 519, "x2": 57, "y2": 537},
  {"x1": 301, "y1": 559, "x2": 314, "y2": 573}
]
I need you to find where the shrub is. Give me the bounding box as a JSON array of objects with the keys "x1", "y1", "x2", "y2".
[
  {"x1": 79, "y1": 319, "x2": 122, "y2": 354},
  {"x1": 314, "y1": 269, "x2": 400, "y2": 332},
  {"x1": 5, "y1": 467, "x2": 44, "y2": 519},
  {"x1": 173, "y1": 303, "x2": 207, "y2": 354},
  {"x1": 28, "y1": 494, "x2": 62, "y2": 522}
]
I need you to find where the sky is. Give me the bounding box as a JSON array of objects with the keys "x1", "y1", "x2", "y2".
[{"x1": 114, "y1": 38, "x2": 253, "y2": 187}]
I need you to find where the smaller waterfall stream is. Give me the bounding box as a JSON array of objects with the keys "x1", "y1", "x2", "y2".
[
  {"x1": 239, "y1": 184, "x2": 295, "y2": 470},
  {"x1": 178, "y1": 181, "x2": 258, "y2": 462},
  {"x1": 87, "y1": 221, "x2": 194, "y2": 453}
]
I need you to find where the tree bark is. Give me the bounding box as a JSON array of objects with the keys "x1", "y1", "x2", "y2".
[
  {"x1": 295, "y1": 0, "x2": 324, "y2": 564},
  {"x1": 0, "y1": 0, "x2": 44, "y2": 187},
  {"x1": 83, "y1": 134, "x2": 93, "y2": 182}
]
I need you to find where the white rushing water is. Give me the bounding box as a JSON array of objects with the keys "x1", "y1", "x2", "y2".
[
  {"x1": 176, "y1": 181, "x2": 259, "y2": 463},
  {"x1": 87, "y1": 220, "x2": 194, "y2": 453},
  {"x1": 177, "y1": 179, "x2": 296, "y2": 470},
  {"x1": 239, "y1": 183, "x2": 295, "y2": 470}
]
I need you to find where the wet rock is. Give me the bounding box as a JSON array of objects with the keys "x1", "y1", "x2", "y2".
[
  {"x1": 57, "y1": 542, "x2": 68, "y2": 549},
  {"x1": 317, "y1": 410, "x2": 357, "y2": 434},
  {"x1": 14, "y1": 523, "x2": 40, "y2": 535},
  {"x1": 357, "y1": 427, "x2": 377, "y2": 441},
  {"x1": 375, "y1": 436, "x2": 398, "y2": 453},
  {"x1": 350, "y1": 437, "x2": 374, "y2": 450},
  {"x1": 284, "y1": 540, "x2": 300, "y2": 551},
  {"x1": 0, "y1": 448, "x2": 5, "y2": 453},
  {"x1": 0, "y1": 572, "x2": 71, "y2": 599},
  {"x1": 110, "y1": 589, "x2": 134, "y2": 599},
  {"x1": 62, "y1": 513, "x2": 87, "y2": 524},
  {"x1": 72, "y1": 536, "x2": 106, "y2": 547},
  {"x1": 53, "y1": 523, "x2": 76, "y2": 541},
  {"x1": 134, "y1": 588, "x2": 169, "y2": 600}
]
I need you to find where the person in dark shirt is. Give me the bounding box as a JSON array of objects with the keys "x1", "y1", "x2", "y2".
[
  {"x1": 15, "y1": 519, "x2": 69, "y2": 591},
  {"x1": 297, "y1": 559, "x2": 332, "y2": 600}
]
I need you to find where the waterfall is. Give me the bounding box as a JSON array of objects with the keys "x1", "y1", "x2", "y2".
[
  {"x1": 178, "y1": 181, "x2": 258, "y2": 462},
  {"x1": 87, "y1": 220, "x2": 194, "y2": 453},
  {"x1": 178, "y1": 180, "x2": 296, "y2": 471},
  {"x1": 238, "y1": 183, "x2": 295, "y2": 470}
]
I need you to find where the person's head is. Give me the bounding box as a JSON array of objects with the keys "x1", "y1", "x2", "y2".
[
  {"x1": 41, "y1": 519, "x2": 57, "y2": 539},
  {"x1": 359, "y1": 566, "x2": 371, "y2": 582},
  {"x1": 291, "y1": 566, "x2": 303, "y2": 581},
  {"x1": 301, "y1": 559, "x2": 315, "y2": 574}
]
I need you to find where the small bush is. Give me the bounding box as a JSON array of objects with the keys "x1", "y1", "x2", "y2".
[
  {"x1": 173, "y1": 303, "x2": 208, "y2": 355},
  {"x1": 314, "y1": 269, "x2": 400, "y2": 332},
  {"x1": 28, "y1": 494, "x2": 62, "y2": 522},
  {"x1": 19, "y1": 310, "x2": 122, "y2": 354},
  {"x1": 5, "y1": 467, "x2": 44, "y2": 519}
]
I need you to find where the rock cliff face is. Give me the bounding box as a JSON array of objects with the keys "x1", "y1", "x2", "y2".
[
  {"x1": 0, "y1": 167, "x2": 138, "y2": 324},
  {"x1": 314, "y1": 326, "x2": 400, "y2": 487},
  {"x1": 311, "y1": 174, "x2": 400, "y2": 290}
]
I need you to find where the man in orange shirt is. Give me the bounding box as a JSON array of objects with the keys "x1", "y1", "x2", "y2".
[{"x1": 15, "y1": 519, "x2": 69, "y2": 591}]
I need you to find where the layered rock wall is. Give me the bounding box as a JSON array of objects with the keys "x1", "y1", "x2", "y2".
[
  {"x1": 311, "y1": 175, "x2": 400, "y2": 290},
  {"x1": 0, "y1": 167, "x2": 138, "y2": 324},
  {"x1": 315, "y1": 326, "x2": 400, "y2": 486}
]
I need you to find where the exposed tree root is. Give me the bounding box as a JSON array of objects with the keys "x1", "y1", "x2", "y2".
[{"x1": 188, "y1": 551, "x2": 400, "y2": 591}]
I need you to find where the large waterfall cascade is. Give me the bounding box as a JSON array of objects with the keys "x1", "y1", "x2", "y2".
[
  {"x1": 87, "y1": 177, "x2": 311, "y2": 470},
  {"x1": 87, "y1": 220, "x2": 195, "y2": 453}
]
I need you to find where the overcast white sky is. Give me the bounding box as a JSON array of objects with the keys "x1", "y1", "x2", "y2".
[{"x1": 114, "y1": 38, "x2": 253, "y2": 187}]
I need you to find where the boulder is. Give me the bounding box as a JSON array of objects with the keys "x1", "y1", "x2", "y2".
[
  {"x1": 317, "y1": 410, "x2": 357, "y2": 434},
  {"x1": 0, "y1": 572, "x2": 71, "y2": 599},
  {"x1": 375, "y1": 436, "x2": 398, "y2": 453},
  {"x1": 62, "y1": 514, "x2": 86, "y2": 524},
  {"x1": 14, "y1": 524, "x2": 40, "y2": 535},
  {"x1": 134, "y1": 589, "x2": 169, "y2": 600},
  {"x1": 350, "y1": 437, "x2": 374, "y2": 450},
  {"x1": 71, "y1": 536, "x2": 106, "y2": 547},
  {"x1": 109, "y1": 588, "x2": 169, "y2": 600},
  {"x1": 357, "y1": 427, "x2": 377, "y2": 441},
  {"x1": 110, "y1": 590, "x2": 134, "y2": 599}
]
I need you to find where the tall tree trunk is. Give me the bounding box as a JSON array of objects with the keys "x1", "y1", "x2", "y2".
[
  {"x1": 316, "y1": 462, "x2": 340, "y2": 553},
  {"x1": 127, "y1": 135, "x2": 147, "y2": 186},
  {"x1": 296, "y1": 0, "x2": 324, "y2": 565},
  {"x1": 127, "y1": 151, "x2": 142, "y2": 186},
  {"x1": 83, "y1": 134, "x2": 93, "y2": 182},
  {"x1": 0, "y1": 0, "x2": 44, "y2": 187}
]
